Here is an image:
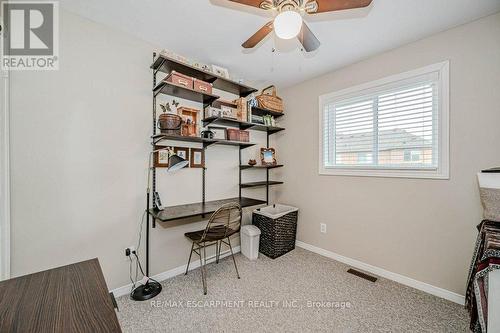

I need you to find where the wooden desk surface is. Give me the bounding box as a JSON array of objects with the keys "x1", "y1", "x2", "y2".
[
  {"x1": 0, "y1": 258, "x2": 121, "y2": 333},
  {"x1": 149, "y1": 196, "x2": 266, "y2": 222}
]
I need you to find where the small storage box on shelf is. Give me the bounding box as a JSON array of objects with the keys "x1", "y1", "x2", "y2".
[
  {"x1": 193, "y1": 78, "x2": 213, "y2": 95},
  {"x1": 227, "y1": 128, "x2": 250, "y2": 142},
  {"x1": 165, "y1": 70, "x2": 193, "y2": 89},
  {"x1": 252, "y1": 204, "x2": 299, "y2": 259}
]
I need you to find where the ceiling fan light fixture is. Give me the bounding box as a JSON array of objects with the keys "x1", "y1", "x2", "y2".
[{"x1": 273, "y1": 10, "x2": 302, "y2": 40}]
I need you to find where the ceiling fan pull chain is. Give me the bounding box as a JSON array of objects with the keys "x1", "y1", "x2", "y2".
[
  {"x1": 299, "y1": 50, "x2": 303, "y2": 72},
  {"x1": 271, "y1": 46, "x2": 276, "y2": 72}
]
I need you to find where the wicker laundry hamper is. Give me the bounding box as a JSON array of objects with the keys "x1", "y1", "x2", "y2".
[
  {"x1": 252, "y1": 204, "x2": 299, "y2": 259},
  {"x1": 478, "y1": 168, "x2": 500, "y2": 221}
]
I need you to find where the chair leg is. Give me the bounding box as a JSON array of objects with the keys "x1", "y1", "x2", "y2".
[
  {"x1": 216, "y1": 241, "x2": 221, "y2": 264},
  {"x1": 185, "y1": 242, "x2": 195, "y2": 275},
  {"x1": 198, "y1": 242, "x2": 207, "y2": 295},
  {"x1": 202, "y1": 242, "x2": 207, "y2": 295},
  {"x1": 227, "y1": 237, "x2": 240, "y2": 279}
]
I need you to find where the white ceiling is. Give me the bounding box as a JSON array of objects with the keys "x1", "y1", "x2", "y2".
[{"x1": 60, "y1": 0, "x2": 500, "y2": 89}]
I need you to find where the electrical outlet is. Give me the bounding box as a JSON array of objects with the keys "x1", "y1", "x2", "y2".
[
  {"x1": 125, "y1": 246, "x2": 136, "y2": 257},
  {"x1": 320, "y1": 223, "x2": 327, "y2": 234}
]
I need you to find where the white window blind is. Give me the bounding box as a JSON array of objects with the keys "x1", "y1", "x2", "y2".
[{"x1": 320, "y1": 62, "x2": 449, "y2": 179}]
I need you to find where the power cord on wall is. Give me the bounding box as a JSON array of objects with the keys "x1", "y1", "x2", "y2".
[
  {"x1": 126, "y1": 155, "x2": 163, "y2": 301},
  {"x1": 128, "y1": 210, "x2": 161, "y2": 299},
  {"x1": 136, "y1": 210, "x2": 146, "y2": 254},
  {"x1": 128, "y1": 249, "x2": 160, "y2": 299},
  {"x1": 128, "y1": 211, "x2": 146, "y2": 297},
  {"x1": 128, "y1": 256, "x2": 138, "y2": 297}
]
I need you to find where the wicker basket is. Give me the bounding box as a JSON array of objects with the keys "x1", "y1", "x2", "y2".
[
  {"x1": 255, "y1": 86, "x2": 284, "y2": 113},
  {"x1": 158, "y1": 113, "x2": 182, "y2": 135},
  {"x1": 252, "y1": 204, "x2": 298, "y2": 259}
]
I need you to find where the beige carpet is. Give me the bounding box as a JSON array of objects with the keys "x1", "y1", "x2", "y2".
[{"x1": 116, "y1": 247, "x2": 468, "y2": 332}]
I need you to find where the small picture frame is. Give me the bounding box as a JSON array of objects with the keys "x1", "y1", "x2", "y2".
[
  {"x1": 190, "y1": 148, "x2": 205, "y2": 168},
  {"x1": 154, "y1": 146, "x2": 172, "y2": 168},
  {"x1": 261, "y1": 148, "x2": 276, "y2": 166},
  {"x1": 211, "y1": 64, "x2": 230, "y2": 79},
  {"x1": 208, "y1": 126, "x2": 227, "y2": 140},
  {"x1": 174, "y1": 147, "x2": 190, "y2": 164}
]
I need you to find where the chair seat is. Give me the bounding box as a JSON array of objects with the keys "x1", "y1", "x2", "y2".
[{"x1": 185, "y1": 225, "x2": 239, "y2": 242}]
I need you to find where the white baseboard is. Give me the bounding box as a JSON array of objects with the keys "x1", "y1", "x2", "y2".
[
  {"x1": 111, "y1": 246, "x2": 240, "y2": 298},
  {"x1": 296, "y1": 241, "x2": 465, "y2": 305}
]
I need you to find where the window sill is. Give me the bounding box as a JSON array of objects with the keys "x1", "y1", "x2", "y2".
[{"x1": 319, "y1": 166, "x2": 449, "y2": 180}]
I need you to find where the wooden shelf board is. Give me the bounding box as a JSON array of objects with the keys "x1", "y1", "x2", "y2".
[
  {"x1": 153, "y1": 81, "x2": 219, "y2": 105},
  {"x1": 240, "y1": 164, "x2": 284, "y2": 170},
  {"x1": 151, "y1": 55, "x2": 257, "y2": 97},
  {"x1": 250, "y1": 106, "x2": 285, "y2": 118},
  {"x1": 249, "y1": 124, "x2": 285, "y2": 134},
  {"x1": 240, "y1": 181, "x2": 284, "y2": 188},
  {"x1": 203, "y1": 117, "x2": 285, "y2": 134},
  {"x1": 152, "y1": 134, "x2": 204, "y2": 145},
  {"x1": 152, "y1": 134, "x2": 255, "y2": 149},
  {"x1": 149, "y1": 197, "x2": 266, "y2": 222},
  {"x1": 210, "y1": 139, "x2": 255, "y2": 149},
  {"x1": 203, "y1": 116, "x2": 250, "y2": 128}
]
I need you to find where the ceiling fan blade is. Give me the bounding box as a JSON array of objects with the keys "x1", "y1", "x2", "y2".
[
  {"x1": 228, "y1": 0, "x2": 273, "y2": 10},
  {"x1": 242, "y1": 21, "x2": 274, "y2": 48},
  {"x1": 298, "y1": 22, "x2": 320, "y2": 52},
  {"x1": 306, "y1": 0, "x2": 372, "y2": 14}
]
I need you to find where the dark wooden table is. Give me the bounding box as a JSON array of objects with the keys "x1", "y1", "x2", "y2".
[
  {"x1": 149, "y1": 196, "x2": 266, "y2": 222},
  {"x1": 0, "y1": 258, "x2": 121, "y2": 332}
]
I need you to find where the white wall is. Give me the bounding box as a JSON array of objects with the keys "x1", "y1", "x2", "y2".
[
  {"x1": 276, "y1": 12, "x2": 500, "y2": 295},
  {"x1": 1, "y1": 50, "x2": 11, "y2": 281},
  {"x1": 9, "y1": 10, "x2": 272, "y2": 290}
]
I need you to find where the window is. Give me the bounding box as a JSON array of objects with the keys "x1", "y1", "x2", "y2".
[
  {"x1": 404, "y1": 150, "x2": 421, "y2": 162},
  {"x1": 357, "y1": 152, "x2": 371, "y2": 164},
  {"x1": 319, "y1": 61, "x2": 449, "y2": 179}
]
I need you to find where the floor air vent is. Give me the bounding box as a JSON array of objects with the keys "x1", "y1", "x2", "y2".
[{"x1": 347, "y1": 268, "x2": 377, "y2": 282}]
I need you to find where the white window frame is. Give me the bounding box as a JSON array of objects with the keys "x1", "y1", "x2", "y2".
[
  {"x1": 1, "y1": 17, "x2": 11, "y2": 280},
  {"x1": 319, "y1": 61, "x2": 449, "y2": 179}
]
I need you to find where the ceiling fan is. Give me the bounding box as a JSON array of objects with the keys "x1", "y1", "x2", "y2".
[{"x1": 229, "y1": 0, "x2": 373, "y2": 52}]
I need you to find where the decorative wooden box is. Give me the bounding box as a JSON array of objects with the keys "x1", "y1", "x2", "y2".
[
  {"x1": 204, "y1": 106, "x2": 222, "y2": 118},
  {"x1": 213, "y1": 100, "x2": 238, "y2": 119},
  {"x1": 193, "y1": 78, "x2": 213, "y2": 95},
  {"x1": 239, "y1": 130, "x2": 250, "y2": 142},
  {"x1": 226, "y1": 128, "x2": 239, "y2": 141},
  {"x1": 177, "y1": 106, "x2": 199, "y2": 137},
  {"x1": 227, "y1": 129, "x2": 249, "y2": 142},
  {"x1": 165, "y1": 70, "x2": 193, "y2": 89},
  {"x1": 234, "y1": 97, "x2": 248, "y2": 122}
]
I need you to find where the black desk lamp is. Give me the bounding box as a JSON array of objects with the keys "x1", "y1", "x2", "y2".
[
  {"x1": 131, "y1": 147, "x2": 188, "y2": 301},
  {"x1": 167, "y1": 154, "x2": 189, "y2": 172}
]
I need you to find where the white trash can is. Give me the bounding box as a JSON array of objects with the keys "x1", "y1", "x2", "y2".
[{"x1": 240, "y1": 225, "x2": 261, "y2": 260}]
